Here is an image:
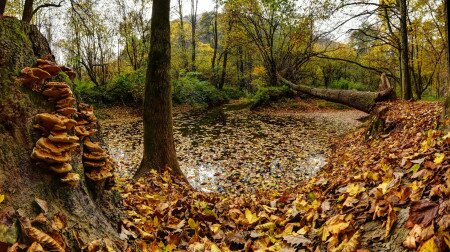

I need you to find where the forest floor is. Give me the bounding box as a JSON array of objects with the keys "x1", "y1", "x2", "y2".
[
  {"x1": 99, "y1": 99, "x2": 449, "y2": 251},
  {"x1": 98, "y1": 98, "x2": 366, "y2": 194}
]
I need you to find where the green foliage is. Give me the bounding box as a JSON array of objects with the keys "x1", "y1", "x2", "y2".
[
  {"x1": 330, "y1": 78, "x2": 367, "y2": 91},
  {"x1": 222, "y1": 86, "x2": 246, "y2": 100},
  {"x1": 250, "y1": 86, "x2": 293, "y2": 109},
  {"x1": 173, "y1": 74, "x2": 228, "y2": 106},
  {"x1": 74, "y1": 68, "x2": 146, "y2": 106}
]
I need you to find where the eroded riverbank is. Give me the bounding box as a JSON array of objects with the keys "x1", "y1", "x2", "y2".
[{"x1": 99, "y1": 102, "x2": 366, "y2": 194}]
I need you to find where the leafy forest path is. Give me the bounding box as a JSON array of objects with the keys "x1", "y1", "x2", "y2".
[{"x1": 98, "y1": 100, "x2": 367, "y2": 194}]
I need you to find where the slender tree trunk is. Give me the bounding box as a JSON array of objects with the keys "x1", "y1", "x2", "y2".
[
  {"x1": 134, "y1": 0, "x2": 184, "y2": 179},
  {"x1": 22, "y1": 0, "x2": 33, "y2": 23},
  {"x1": 0, "y1": 0, "x2": 7, "y2": 15},
  {"x1": 219, "y1": 49, "x2": 228, "y2": 90},
  {"x1": 400, "y1": 0, "x2": 412, "y2": 100},
  {"x1": 211, "y1": 0, "x2": 218, "y2": 72},
  {"x1": 444, "y1": 0, "x2": 450, "y2": 121},
  {"x1": 178, "y1": 0, "x2": 188, "y2": 69},
  {"x1": 191, "y1": 0, "x2": 198, "y2": 71}
]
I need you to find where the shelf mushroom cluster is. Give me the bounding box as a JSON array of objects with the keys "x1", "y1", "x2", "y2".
[
  {"x1": 76, "y1": 104, "x2": 114, "y2": 182},
  {"x1": 83, "y1": 138, "x2": 114, "y2": 182},
  {"x1": 21, "y1": 55, "x2": 114, "y2": 186}
]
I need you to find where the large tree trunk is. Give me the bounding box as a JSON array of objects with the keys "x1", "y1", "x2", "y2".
[
  {"x1": 400, "y1": 0, "x2": 412, "y2": 100},
  {"x1": 281, "y1": 78, "x2": 396, "y2": 113},
  {"x1": 0, "y1": 17, "x2": 123, "y2": 250},
  {"x1": 0, "y1": 0, "x2": 6, "y2": 15},
  {"x1": 22, "y1": 0, "x2": 33, "y2": 23},
  {"x1": 134, "y1": 0, "x2": 184, "y2": 179}
]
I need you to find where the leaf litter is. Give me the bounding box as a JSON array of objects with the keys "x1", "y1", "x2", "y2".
[{"x1": 103, "y1": 101, "x2": 450, "y2": 251}]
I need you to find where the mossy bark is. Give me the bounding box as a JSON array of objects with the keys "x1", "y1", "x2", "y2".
[
  {"x1": 281, "y1": 78, "x2": 396, "y2": 114},
  {"x1": 0, "y1": 17, "x2": 123, "y2": 250}
]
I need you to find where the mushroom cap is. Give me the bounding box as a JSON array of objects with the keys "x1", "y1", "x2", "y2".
[
  {"x1": 35, "y1": 113, "x2": 77, "y2": 132},
  {"x1": 60, "y1": 172, "x2": 80, "y2": 187},
  {"x1": 57, "y1": 107, "x2": 77, "y2": 117},
  {"x1": 84, "y1": 160, "x2": 106, "y2": 168},
  {"x1": 19, "y1": 67, "x2": 40, "y2": 87},
  {"x1": 83, "y1": 139, "x2": 104, "y2": 152},
  {"x1": 31, "y1": 146, "x2": 71, "y2": 164},
  {"x1": 48, "y1": 132, "x2": 79, "y2": 143},
  {"x1": 56, "y1": 97, "x2": 76, "y2": 109},
  {"x1": 45, "y1": 82, "x2": 70, "y2": 88},
  {"x1": 75, "y1": 125, "x2": 90, "y2": 138},
  {"x1": 42, "y1": 86, "x2": 72, "y2": 98},
  {"x1": 36, "y1": 59, "x2": 53, "y2": 66},
  {"x1": 32, "y1": 68, "x2": 51, "y2": 79},
  {"x1": 60, "y1": 66, "x2": 76, "y2": 81},
  {"x1": 36, "y1": 137, "x2": 79, "y2": 155},
  {"x1": 39, "y1": 64, "x2": 62, "y2": 76},
  {"x1": 83, "y1": 151, "x2": 108, "y2": 162},
  {"x1": 49, "y1": 163, "x2": 73, "y2": 174},
  {"x1": 85, "y1": 166, "x2": 113, "y2": 181}
]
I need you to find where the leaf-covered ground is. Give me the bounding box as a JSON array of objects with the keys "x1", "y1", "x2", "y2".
[
  {"x1": 109, "y1": 100, "x2": 450, "y2": 251},
  {"x1": 100, "y1": 101, "x2": 365, "y2": 194}
]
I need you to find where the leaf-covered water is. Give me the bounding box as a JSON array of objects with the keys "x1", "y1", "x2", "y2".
[{"x1": 100, "y1": 104, "x2": 365, "y2": 194}]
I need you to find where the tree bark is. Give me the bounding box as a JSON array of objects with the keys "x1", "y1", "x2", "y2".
[
  {"x1": 399, "y1": 0, "x2": 412, "y2": 100},
  {"x1": 134, "y1": 0, "x2": 184, "y2": 179},
  {"x1": 0, "y1": 0, "x2": 6, "y2": 15},
  {"x1": 281, "y1": 78, "x2": 396, "y2": 113},
  {"x1": 22, "y1": 0, "x2": 33, "y2": 23}
]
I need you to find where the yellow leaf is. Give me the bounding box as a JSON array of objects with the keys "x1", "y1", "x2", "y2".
[
  {"x1": 321, "y1": 215, "x2": 350, "y2": 241},
  {"x1": 434, "y1": 153, "x2": 445, "y2": 165},
  {"x1": 245, "y1": 209, "x2": 260, "y2": 225},
  {"x1": 346, "y1": 184, "x2": 365, "y2": 196},
  {"x1": 0, "y1": 194, "x2": 4, "y2": 204},
  {"x1": 210, "y1": 224, "x2": 221, "y2": 233},
  {"x1": 418, "y1": 236, "x2": 438, "y2": 252},
  {"x1": 188, "y1": 218, "x2": 198, "y2": 230},
  {"x1": 331, "y1": 231, "x2": 360, "y2": 252},
  {"x1": 211, "y1": 243, "x2": 221, "y2": 252}
]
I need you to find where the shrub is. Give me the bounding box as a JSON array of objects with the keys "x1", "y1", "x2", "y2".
[
  {"x1": 73, "y1": 68, "x2": 146, "y2": 106},
  {"x1": 172, "y1": 74, "x2": 228, "y2": 106},
  {"x1": 250, "y1": 86, "x2": 293, "y2": 109}
]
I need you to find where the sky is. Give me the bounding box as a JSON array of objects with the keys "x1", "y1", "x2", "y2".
[{"x1": 172, "y1": 0, "x2": 216, "y2": 18}]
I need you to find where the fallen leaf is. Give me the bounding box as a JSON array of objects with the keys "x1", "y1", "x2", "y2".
[{"x1": 408, "y1": 200, "x2": 439, "y2": 227}]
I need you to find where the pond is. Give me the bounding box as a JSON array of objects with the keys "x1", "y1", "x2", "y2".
[{"x1": 100, "y1": 103, "x2": 366, "y2": 195}]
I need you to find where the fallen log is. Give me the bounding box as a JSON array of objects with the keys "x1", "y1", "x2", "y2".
[{"x1": 280, "y1": 75, "x2": 396, "y2": 113}]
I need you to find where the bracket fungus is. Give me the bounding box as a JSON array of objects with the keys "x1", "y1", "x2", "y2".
[
  {"x1": 60, "y1": 66, "x2": 76, "y2": 81},
  {"x1": 48, "y1": 132, "x2": 79, "y2": 143},
  {"x1": 74, "y1": 125, "x2": 90, "y2": 138},
  {"x1": 60, "y1": 173, "x2": 80, "y2": 187},
  {"x1": 49, "y1": 163, "x2": 73, "y2": 174},
  {"x1": 31, "y1": 147, "x2": 71, "y2": 164},
  {"x1": 18, "y1": 67, "x2": 52, "y2": 91},
  {"x1": 34, "y1": 113, "x2": 77, "y2": 132},
  {"x1": 36, "y1": 59, "x2": 62, "y2": 76}
]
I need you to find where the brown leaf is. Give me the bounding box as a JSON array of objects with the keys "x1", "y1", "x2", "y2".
[
  {"x1": 408, "y1": 200, "x2": 438, "y2": 227},
  {"x1": 283, "y1": 235, "x2": 312, "y2": 247},
  {"x1": 34, "y1": 198, "x2": 48, "y2": 213}
]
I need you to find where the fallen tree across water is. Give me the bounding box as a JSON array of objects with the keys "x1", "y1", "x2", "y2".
[{"x1": 280, "y1": 75, "x2": 396, "y2": 113}]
